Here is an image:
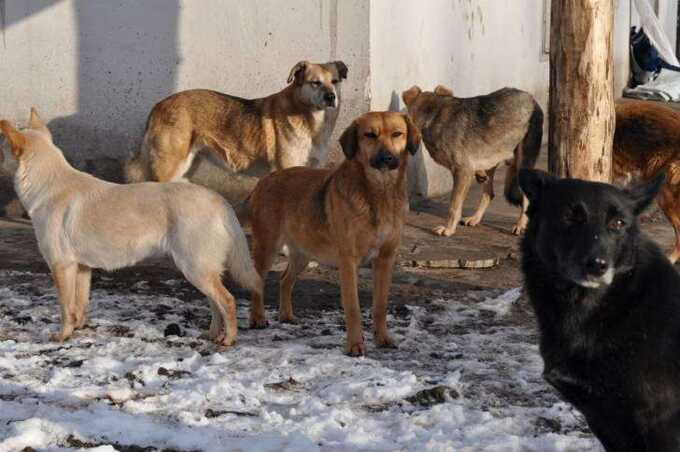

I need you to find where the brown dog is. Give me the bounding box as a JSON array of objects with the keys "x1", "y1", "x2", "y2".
[
  {"x1": 125, "y1": 61, "x2": 348, "y2": 183},
  {"x1": 402, "y1": 84, "x2": 543, "y2": 236},
  {"x1": 614, "y1": 100, "x2": 680, "y2": 263},
  {"x1": 247, "y1": 112, "x2": 421, "y2": 356}
]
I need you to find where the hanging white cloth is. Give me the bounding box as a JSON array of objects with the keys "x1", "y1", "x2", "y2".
[{"x1": 624, "y1": 0, "x2": 680, "y2": 101}]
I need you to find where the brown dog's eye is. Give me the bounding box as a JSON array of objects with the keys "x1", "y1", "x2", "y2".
[
  {"x1": 392, "y1": 131, "x2": 403, "y2": 138},
  {"x1": 609, "y1": 218, "x2": 626, "y2": 231},
  {"x1": 364, "y1": 132, "x2": 378, "y2": 139},
  {"x1": 331, "y1": 79, "x2": 339, "y2": 85},
  {"x1": 311, "y1": 81, "x2": 322, "y2": 86}
]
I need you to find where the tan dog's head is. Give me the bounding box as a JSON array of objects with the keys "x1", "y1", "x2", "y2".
[
  {"x1": 402, "y1": 85, "x2": 454, "y2": 129},
  {"x1": 0, "y1": 108, "x2": 53, "y2": 163},
  {"x1": 339, "y1": 112, "x2": 421, "y2": 175},
  {"x1": 287, "y1": 60, "x2": 348, "y2": 109}
]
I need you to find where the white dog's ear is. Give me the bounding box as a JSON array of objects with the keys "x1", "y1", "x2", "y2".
[
  {"x1": 29, "y1": 108, "x2": 52, "y2": 141},
  {"x1": 519, "y1": 169, "x2": 556, "y2": 205},
  {"x1": 0, "y1": 120, "x2": 27, "y2": 159},
  {"x1": 287, "y1": 61, "x2": 308, "y2": 85}
]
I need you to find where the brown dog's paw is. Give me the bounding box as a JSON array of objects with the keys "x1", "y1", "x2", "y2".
[
  {"x1": 511, "y1": 225, "x2": 526, "y2": 236},
  {"x1": 346, "y1": 341, "x2": 366, "y2": 357},
  {"x1": 375, "y1": 334, "x2": 397, "y2": 349},
  {"x1": 278, "y1": 313, "x2": 299, "y2": 324},
  {"x1": 433, "y1": 225, "x2": 456, "y2": 237},
  {"x1": 215, "y1": 334, "x2": 236, "y2": 347},
  {"x1": 249, "y1": 314, "x2": 269, "y2": 329},
  {"x1": 461, "y1": 216, "x2": 481, "y2": 227}
]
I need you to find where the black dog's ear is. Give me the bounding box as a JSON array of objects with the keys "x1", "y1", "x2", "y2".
[
  {"x1": 404, "y1": 114, "x2": 421, "y2": 155},
  {"x1": 339, "y1": 121, "x2": 358, "y2": 160},
  {"x1": 287, "y1": 61, "x2": 308, "y2": 85},
  {"x1": 519, "y1": 169, "x2": 556, "y2": 204},
  {"x1": 333, "y1": 61, "x2": 348, "y2": 80},
  {"x1": 625, "y1": 172, "x2": 665, "y2": 215}
]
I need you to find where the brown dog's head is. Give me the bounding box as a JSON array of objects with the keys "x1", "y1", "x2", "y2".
[
  {"x1": 339, "y1": 112, "x2": 421, "y2": 175},
  {"x1": 401, "y1": 85, "x2": 453, "y2": 128},
  {"x1": 287, "y1": 60, "x2": 348, "y2": 109},
  {"x1": 0, "y1": 108, "x2": 53, "y2": 163}
]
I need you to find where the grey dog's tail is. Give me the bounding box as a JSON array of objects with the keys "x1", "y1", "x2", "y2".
[{"x1": 505, "y1": 101, "x2": 544, "y2": 206}]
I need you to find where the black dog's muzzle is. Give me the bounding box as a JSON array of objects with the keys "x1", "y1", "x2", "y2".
[{"x1": 370, "y1": 149, "x2": 400, "y2": 171}]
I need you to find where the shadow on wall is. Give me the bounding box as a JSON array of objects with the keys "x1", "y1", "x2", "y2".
[{"x1": 48, "y1": 0, "x2": 180, "y2": 182}]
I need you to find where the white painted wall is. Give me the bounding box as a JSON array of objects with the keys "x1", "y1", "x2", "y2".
[
  {"x1": 371, "y1": 0, "x2": 635, "y2": 197},
  {"x1": 0, "y1": 0, "x2": 370, "y2": 166}
]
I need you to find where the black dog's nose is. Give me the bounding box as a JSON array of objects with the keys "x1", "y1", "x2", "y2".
[
  {"x1": 324, "y1": 92, "x2": 336, "y2": 104},
  {"x1": 586, "y1": 257, "x2": 608, "y2": 276}
]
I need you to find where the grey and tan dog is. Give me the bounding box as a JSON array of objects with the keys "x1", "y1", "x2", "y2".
[
  {"x1": 402, "y1": 85, "x2": 543, "y2": 236},
  {"x1": 126, "y1": 60, "x2": 348, "y2": 183}
]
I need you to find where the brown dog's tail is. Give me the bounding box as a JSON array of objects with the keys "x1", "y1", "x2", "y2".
[{"x1": 505, "y1": 100, "x2": 544, "y2": 206}]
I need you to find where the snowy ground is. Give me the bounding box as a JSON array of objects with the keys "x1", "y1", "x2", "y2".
[{"x1": 0, "y1": 269, "x2": 601, "y2": 451}]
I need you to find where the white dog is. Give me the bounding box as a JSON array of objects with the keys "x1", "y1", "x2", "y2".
[{"x1": 0, "y1": 109, "x2": 260, "y2": 345}]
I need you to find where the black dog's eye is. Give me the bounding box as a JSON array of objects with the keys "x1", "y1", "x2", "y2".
[
  {"x1": 331, "y1": 79, "x2": 339, "y2": 85},
  {"x1": 562, "y1": 205, "x2": 587, "y2": 225},
  {"x1": 391, "y1": 131, "x2": 403, "y2": 138},
  {"x1": 608, "y1": 218, "x2": 626, "y2": 231},
  {"x1": 364, "y1": 132, "x2": 378, "y2": 139}
]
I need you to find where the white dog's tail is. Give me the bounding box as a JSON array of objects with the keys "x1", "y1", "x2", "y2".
[{"x1": 223, "y1": 205, "x2": 262, "y2": 293}]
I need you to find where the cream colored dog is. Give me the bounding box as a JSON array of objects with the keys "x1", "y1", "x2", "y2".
[{"x1": 0, "y1": 109, "x2": 260, "y2": 345}]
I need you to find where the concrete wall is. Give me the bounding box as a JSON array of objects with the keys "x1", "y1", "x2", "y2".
[
  {"x1": 0, "y1": 0, "x2": 370, "y2": 196},
  {"x1": 1, "y1": 0, "x2": 675, "y2": 203},
  {"x1": 370, "y1": 0, "x2": 634, "y2": 198}
]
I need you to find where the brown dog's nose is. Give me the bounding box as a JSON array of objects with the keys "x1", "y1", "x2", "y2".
[
  {"x1": 324, "y1": 92, "x2": 336, "y2": 105},
  {"x1": 371, "y1": 149, "x2": 399, "y2": 170}
]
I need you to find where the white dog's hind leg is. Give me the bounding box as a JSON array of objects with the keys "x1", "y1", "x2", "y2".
[{"x1": 75, "y1": 264, "x2": 92, "y2": 329}]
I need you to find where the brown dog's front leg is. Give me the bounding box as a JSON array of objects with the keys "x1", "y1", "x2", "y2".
[
  {"x1": 338, "y1": 256, "x2": 365, "y2": 356},
  {"x1": 372, "y1": 250, "x2": 397, "y2": 349},
  {"x1": 51, "y1": 263, "x2": 78, "y2": 342}
]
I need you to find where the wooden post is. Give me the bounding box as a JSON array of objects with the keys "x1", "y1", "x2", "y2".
[{"x1": 548, "y1": 0, "x2": 615, "y2": 182}]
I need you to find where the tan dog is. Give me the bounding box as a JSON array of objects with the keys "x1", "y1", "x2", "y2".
[
  {"x1": 614, "y1": 100, "x2": 680, "y2": 263},
  {"x1": 403, "y1": 84, "x2": 543, "y2": 236},
  {"x1": 126, "y1": 61, "x2": 348, "y2": 183},
  {"x1": 247, "y1": 112, "x2": 421, "y2": 356},
  {"x1": 0, "y1": 109, "x2": 260, "y2": 345}
]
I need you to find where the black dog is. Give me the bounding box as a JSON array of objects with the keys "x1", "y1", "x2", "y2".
[{"x1": 519, "y1": 169, "x2": 680, "y2": 451}]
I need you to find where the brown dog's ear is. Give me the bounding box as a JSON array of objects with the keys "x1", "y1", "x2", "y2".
[
  {"x1": 339, "y1": 121, "x2": 359, "y2": 160},
  {"x1": 402, "y1": 86, "x2": 421, "y2": 107},
  {"x1": 287, "y1": 61, "x2": 308, "y2": 85},
  {"x1": 29, "y1": 107, "x2": 52, "y2": 141},
  {"x1": 434, "y1": 85, "x2": 454, "y2": 97},
  {"x1": 404, "y1": 114, "x2": 421, "y2": 155},
  {"x1": 333, "y1": 61, "x2": 348, "y2": 80},
  {"x1": 0, "y1": 120, "x2": 27, "y2": 159}
]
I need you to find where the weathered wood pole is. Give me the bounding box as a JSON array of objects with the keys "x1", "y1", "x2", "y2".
[{"x1": 548, "y1": 0, "x2": 615, "y2": 182}]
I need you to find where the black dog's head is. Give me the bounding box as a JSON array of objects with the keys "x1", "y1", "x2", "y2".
[{"x1": 519, "y1": 169, "x2": 664, "y2": 289}]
